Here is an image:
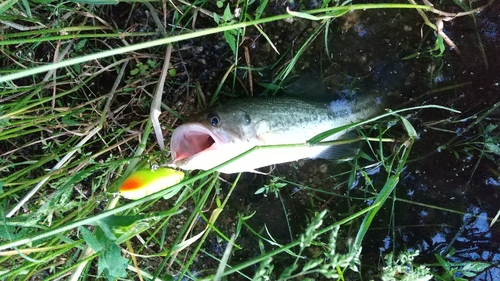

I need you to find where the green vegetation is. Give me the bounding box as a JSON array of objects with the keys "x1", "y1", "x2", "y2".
[{"x1": 1, "y1": 0, "x2": 497, "y2": 280}]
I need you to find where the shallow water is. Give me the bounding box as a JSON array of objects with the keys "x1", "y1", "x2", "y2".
[{"x1": 205, "y1": 1, "x2": 500, "y2": 279}]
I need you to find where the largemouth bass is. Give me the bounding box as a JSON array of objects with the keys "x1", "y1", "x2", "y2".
[{"x1": 170, "y1": 95, "x2": 383, "y2": 173}]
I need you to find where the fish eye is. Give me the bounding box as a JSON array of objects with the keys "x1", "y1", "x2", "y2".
[
  {"x1": 207, "y1": 113, "x2": 221, "y2": 127},
  {"x1": 243, "y1": 113, "x2": 251, "y2": 125}
]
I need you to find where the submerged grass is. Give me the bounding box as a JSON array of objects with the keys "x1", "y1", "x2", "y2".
[{"x1": 1, "y1": 0, "x2": 497, "y2": 280}]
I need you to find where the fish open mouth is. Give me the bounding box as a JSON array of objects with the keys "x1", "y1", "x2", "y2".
[{"x1": 170, "y1": 123, "x2": 221, "y2": 161}]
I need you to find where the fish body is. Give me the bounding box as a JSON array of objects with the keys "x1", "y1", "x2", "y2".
[{"x1": 170, "y1": 95, "x2": 383, "y2": 173}]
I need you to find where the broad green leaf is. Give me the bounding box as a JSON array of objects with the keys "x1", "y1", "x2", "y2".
[
  {"x1": 222, "y1": 4, "x2": 233, "y2": 22},
  {"x1": 400, "y1": 115, "x2": 417, "y2": 138},
  {"x1": 224, "y1": 31, "x2": 237, "y2": 56},
  {"x1": 96, "y1": 214, "x2": 146, "y2": 227},
  {"x1": 98, "y1": 243, "x2": 128, "y2": 280},
  {"x1": 97, "y1": 221, "x2": 116, "y2": 242},
  {"x1": 213, "y1": 12, "x2": 220, "y2": 24},
  {"x1": 79, "y1": 226, "x2": 103, "y2": 252},
  {"x1": 462, "y1": 262, "x2": 491, "y2": 273}
]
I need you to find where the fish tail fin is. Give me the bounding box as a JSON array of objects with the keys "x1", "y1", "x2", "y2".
[{"x1": 314, "y1": 131, "x2": 362, "y2": 160}]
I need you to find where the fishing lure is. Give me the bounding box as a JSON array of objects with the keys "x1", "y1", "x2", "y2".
[{"x1": 119, "y1": 167, "x2": 184, "y2": 200}]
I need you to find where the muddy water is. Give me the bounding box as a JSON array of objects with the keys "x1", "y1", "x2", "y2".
[{"x1": 205, "y1": 2, "x2": 500, "y2": 280}]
